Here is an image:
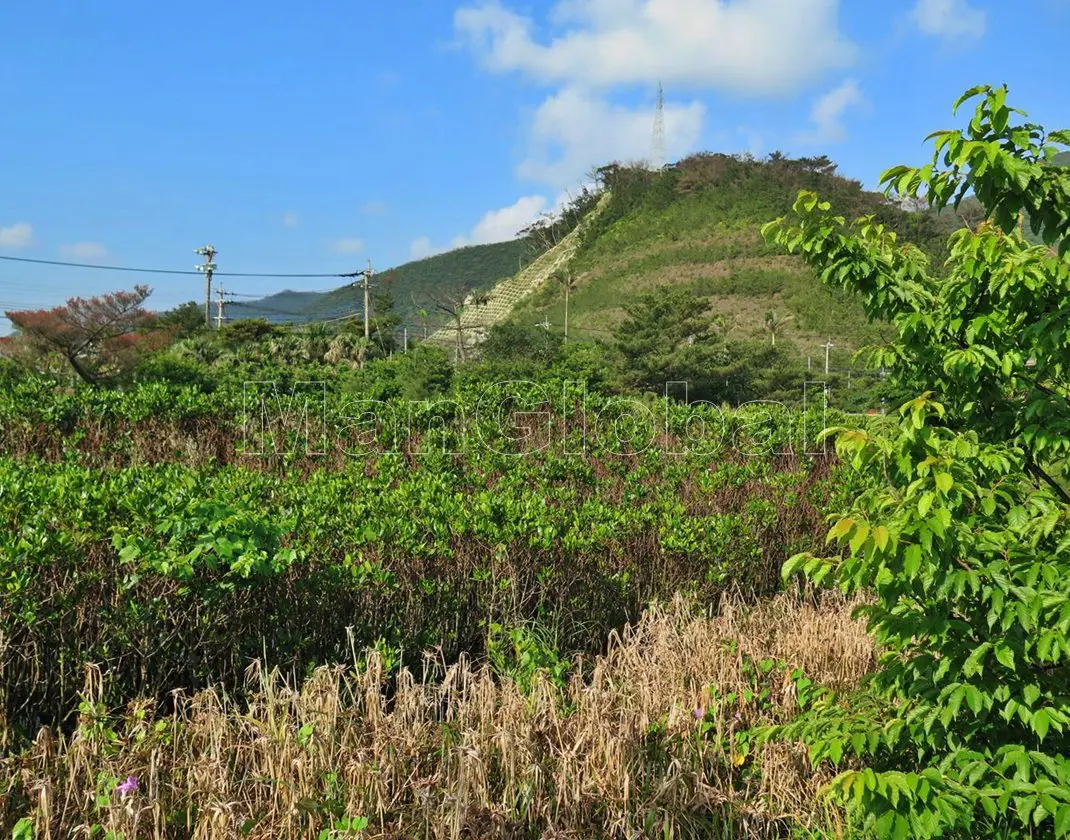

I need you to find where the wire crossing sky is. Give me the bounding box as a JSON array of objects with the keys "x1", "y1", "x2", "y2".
[{"x1": 1, "y1": 0, "x2": 1066, "y2": 329}]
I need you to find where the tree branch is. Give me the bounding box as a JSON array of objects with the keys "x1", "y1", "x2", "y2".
[{"x1": 1026, "y1": 458, "x2": 1070, "y2": 505}]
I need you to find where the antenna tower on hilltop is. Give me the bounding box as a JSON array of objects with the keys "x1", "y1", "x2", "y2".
[{"x1": 650, "y1": 81, "x2": 666, "y2": 170}]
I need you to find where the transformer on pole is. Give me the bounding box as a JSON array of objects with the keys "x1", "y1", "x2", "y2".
[{"x1": 195, "y1": 245, "x2": 217, "y2": 328}]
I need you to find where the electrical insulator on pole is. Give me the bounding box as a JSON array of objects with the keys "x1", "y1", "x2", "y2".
[{"x1": 195, "y1": 245, "x2": 218, "y2": 328}]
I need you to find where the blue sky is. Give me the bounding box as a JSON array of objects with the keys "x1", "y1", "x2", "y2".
[{"x1": 1, "y1": 0, "x2": 1067, "y2": 324}]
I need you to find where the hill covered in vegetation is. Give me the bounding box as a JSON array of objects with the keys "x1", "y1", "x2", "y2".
[
  {"x1": 508, "y1": 153, "x2": 958, "y2": 367},
  {"x1": 230, "y1": 237, "x2": 536, "y2": 326},
  {"x1": 230, "y1": 151, "x2": 1003, "y2": 370}
]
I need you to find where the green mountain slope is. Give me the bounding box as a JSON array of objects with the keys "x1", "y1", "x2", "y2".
[
  {"x1": 232, "y1": 237, "x2": 535, "y2": 326},
  {"x1": 508, "y1": 154, "x2": 956, "y2": 362},
  {"x1": 236, "y1": 150, "x2": 1065, "y2": 350}
]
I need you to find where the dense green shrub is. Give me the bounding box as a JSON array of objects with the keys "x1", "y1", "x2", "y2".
[
  {"x1": 761, "y1": 85, "x2": 1070, "y2": 838},
  {"x1": 0, "y1": 392, "x2": 851, "y2": 744}
]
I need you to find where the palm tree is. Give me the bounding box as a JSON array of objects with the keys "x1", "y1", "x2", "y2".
[
  {"x1": 763, "y1": 310, "x2": 794, "y2": 346},
  {"x1": 303, "y1": 322, "x2": 331, "y2": 362},
  {"x1": 325, "y1": 333, "x2": 370, "y2": 369}
]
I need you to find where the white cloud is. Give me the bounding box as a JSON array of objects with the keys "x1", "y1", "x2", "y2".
[
  {"x1": 330, "y1": 237, "x2": 365, "y2": 254},
  {"x1": 0, "y1": 222, "x2": 34, "y2": 250},
  {"x1": 361, "y1": 201, "x2": 389, "y2": 217},
  {"x1": 455, "y1": 0, "x2": 856, "y2": 95},
  {"x1": 283, "y1": 212, "x2": 300, "y2": 228},
  {"x1": 59, "y1": 242, "x2": 108, "y2": 260},
  {"x1": 737, "y1": 125, "x2": 764, "y2": 157},
  {"x1": 911, "y1": 0, "x2": 986, "y2": 40},
  {"x1": 409, "y1": 194, "x2": 551, "y2": 260},
  {"x1": 409, "y1": 236, "x2": 439, "y2": 260},
  {"x1": 519, "y1": 86, "x2": 705, "y2": 188},
  {"x1": 457, "y1": 195, "x2": 549, "y2": 247},
  {"x1": 796, "y1": 78, "x2": 863, "y2": 145}
]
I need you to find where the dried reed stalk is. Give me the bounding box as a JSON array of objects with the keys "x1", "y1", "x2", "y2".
[{"x1": 1, "y1": 593, "x2": 874, "y2": 839}]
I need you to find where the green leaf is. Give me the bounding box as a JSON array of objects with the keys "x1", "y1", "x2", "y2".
[
  {"x1": 850, "y1": 522, "x2": 871, "y2": 554},
  {"x1": 872, "y1": 525, "x2": 890, "y2": 552},
  {"x1": 952, "y1": 85, "x2": 990, "y2": 115},
  {"x1": 904, "y1": 544, "x2": 923, "y2": 577},
  {"x1": 1034, "y1": 709, "x2": 1051, "y2": 741},
  {"x1": 1054, "y1": 805, "x2": 1070, "y2": 837},
  {"x1": 12, "y1": 818, "x2": 34, "y2": 840},
  {"x1": 828, "y1": 517, "x2": 855, "y2": 543}
]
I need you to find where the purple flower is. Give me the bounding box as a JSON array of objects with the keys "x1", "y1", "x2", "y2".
[
  {"x1": 117, "y1": 776, "x2": 139, "y2": 796},
  {"x1": 693, "y1": 706, "x2": 705, "y2": 720}
]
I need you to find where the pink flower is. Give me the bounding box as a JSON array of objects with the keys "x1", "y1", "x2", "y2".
[
  {"x1": 693, "y1": 706, "x2": 705, "y2": 720},
  {"x1": 117, "y1": 776, "x2": 139, "y2": 797}
]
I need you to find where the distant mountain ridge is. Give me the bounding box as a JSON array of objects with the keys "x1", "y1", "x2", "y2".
[
  {"x1": 236, "y1": 148, "x2": 1070, "y2": 352},
  {"x1": 230, "y1": 237, "x2": 535, "y2": 327}
]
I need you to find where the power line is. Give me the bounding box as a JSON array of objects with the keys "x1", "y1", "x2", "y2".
[
  {"x1": 225, "y1": 289, "x2": 336, "y2": 298},
  {"x1": 0, "y1": 253, "x2": 358, "y2": 279},
  {"x1": 227, "y1": 300, "x2": 325, "y2": 319}
]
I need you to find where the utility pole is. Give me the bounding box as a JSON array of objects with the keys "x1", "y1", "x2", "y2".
[
  {"x1": 564, "y1": 282, "x2": 570, "y2": 343},
  {"x1": 364, "y1": 259, "x2": 373, "y2": 340},
  {"x1": 403, "y1": 326, "x2": 408, "y2": 353},
  {"x1": 351, "y1": 261, "x2": 373, "y2": 339},
  {"x1": 553, "y1": 268, "x2": 574, "y2": 343},
  {"x1": 822, "y1": 340, "x2": 835, "y2": 375},
  {"x1": 214, "y1": 284, "x2": 227, "y2": 330},
  {"x1": 562, "y1": 271, "x2": 571, "y2": 344},
  {"x1": 195, "y1": 245, "x2": 217, "y2": 328}
]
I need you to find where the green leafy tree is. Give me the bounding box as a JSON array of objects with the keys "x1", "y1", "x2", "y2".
[
  {"x1": 218, "y1": 318, "x2": 284, "y2": 350},
  {"x1": 613, "y1": 287, "x2": 726, "y2": 392},
  {"x1": 759, "y1": 85, "x2": 1070, "y2": 838},
  {"x1": 481, "y1": 322, "x2": 562, "y2": 366},
  {"x1": 156, "y1": 300, "x2": 207, "y2": 339}
]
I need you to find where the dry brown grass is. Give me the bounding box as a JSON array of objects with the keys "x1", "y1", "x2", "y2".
[{"x1": 1, "y1": 593, "x2": 874, "y2": 839}]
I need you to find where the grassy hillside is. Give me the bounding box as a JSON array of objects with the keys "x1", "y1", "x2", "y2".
[
  {"x1": 510, "y1": 154, "x2": 956, "y2": 366},
  {"x1": 234, "y1": 151, "x2": 1065, "y2": 350},
  {"x1": 231, "y1": 237, "x2": 535, "y2": 326}
]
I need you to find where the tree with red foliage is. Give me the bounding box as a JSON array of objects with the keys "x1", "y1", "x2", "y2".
[{"x1": 3, "y1": 285, "x2": 166, "y2": 384}]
